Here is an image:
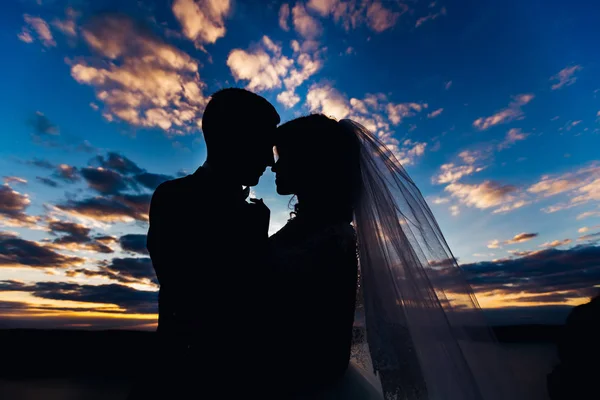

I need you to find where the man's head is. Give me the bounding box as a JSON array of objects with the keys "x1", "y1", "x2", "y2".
[{"x1": 202, "y1": 88, "x2": 280, "y2": 186}]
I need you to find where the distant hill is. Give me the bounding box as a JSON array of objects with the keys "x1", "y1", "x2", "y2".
[{"x1": 0, "y1": 326, "x2": 562, "y2": 379}]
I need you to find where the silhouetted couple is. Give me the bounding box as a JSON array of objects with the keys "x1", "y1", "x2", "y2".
[{"x1": 130, "y1": 88, "x2": 522, "y2": 400}]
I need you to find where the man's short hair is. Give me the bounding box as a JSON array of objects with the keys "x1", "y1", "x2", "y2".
[{"x1": 202, "y1": 88, "x2": 280, "y2": 147}]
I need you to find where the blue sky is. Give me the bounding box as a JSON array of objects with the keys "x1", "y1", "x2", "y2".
[{"x1": 1, "y1": 0, "x2": 599, "y2": 329}]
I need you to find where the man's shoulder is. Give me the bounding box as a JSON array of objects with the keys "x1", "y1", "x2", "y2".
[{"x1": 154, "y1": 172, "x2": 205, "y2": 198}]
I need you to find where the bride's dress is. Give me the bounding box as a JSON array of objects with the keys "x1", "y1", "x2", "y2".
[{"x1": 268, "y1": 215, "x2": 383, "y2": 399}]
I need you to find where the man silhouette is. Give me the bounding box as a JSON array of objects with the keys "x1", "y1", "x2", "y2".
[{"x1": 131, "y1": 89, "x2": 279, "y2": 399}]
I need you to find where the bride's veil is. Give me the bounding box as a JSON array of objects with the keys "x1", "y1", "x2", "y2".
[{"x1": 341, "y1": 119, "x2": 520, "y2": 400}]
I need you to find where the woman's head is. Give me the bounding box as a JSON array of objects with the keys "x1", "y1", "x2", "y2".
[{"x1": 272, "y1": 114, "x2": 362, "y2": 220}]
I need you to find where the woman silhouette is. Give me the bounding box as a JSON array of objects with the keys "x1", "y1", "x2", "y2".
[{"x1": 266, "y1": 114, "x2": 522, "y2": 399}]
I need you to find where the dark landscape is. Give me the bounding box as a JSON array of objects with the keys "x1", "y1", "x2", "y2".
[{"x1": 0, "y1": 325, "x2": 562, "y2": 379}]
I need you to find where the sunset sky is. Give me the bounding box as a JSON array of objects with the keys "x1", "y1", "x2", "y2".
[{"x1": 1, "y1": 0, "x2": 599, "y2": 329}]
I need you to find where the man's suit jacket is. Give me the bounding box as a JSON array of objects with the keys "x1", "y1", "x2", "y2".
[{"x1": 147, "y1": 166, "x2": 267, "y2": 359}]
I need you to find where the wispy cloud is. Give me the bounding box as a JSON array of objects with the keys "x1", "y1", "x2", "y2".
[
  {"x1": 577, "y1": 209, "x2": 600, "y2": 220},
  {"x1": 279, "y1": 3, "x2": 291, "y2": 31},
  {"x1": 305, "y1": 84, "x2": 428, "y2": 165},
  {"x1": 473, "y1": 93, "x2": 534, "y2": 131},
  {"x1": 550, "y1": 65, "x2": 583, "y2": 90},
  {"x1": 498, "y1": 128, "x2": 528, "y2": 150},
  {"x1": 305, "y1": 0, "x2": 406, "y2": 32},
  {"x1": 427, "y1": 108, "x2": 443, "y2": 119},
  {"x1": 415, "y1": 6, "x2": 446, "y2": 28},
  {"x1": 540, "y1": 239, "x2": 572, "y2": 248},
  {"x1": 528, "y1": 163, "x2": 600, "y2": 213},
  {"x1": 487, "y1": 239, "x2": 501, "y2": 249},
  {"x1": 19, "y1": 15, "x2": 56, "y2": 47},
  {"x1": 445, "y1": 180, "x2": 523, "y2": 213},
  {"x1": 52, "y1": 7, "x2": 80, "y2": 38}
]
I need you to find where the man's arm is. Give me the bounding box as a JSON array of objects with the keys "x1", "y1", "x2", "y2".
[{"x1": 147, "y1": 183, "x2": 169, "y2": 283}]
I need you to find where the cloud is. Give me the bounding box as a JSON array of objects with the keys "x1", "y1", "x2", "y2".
[
  {"x1": 394, "y1": 140, "x2": 427, "y2": 166},
  {"x1": 498, "y1": 128, "x2": 528, "y2": 150},
  {"x1": 119, "y1": 234, "x2": 148, "y2": 255},
  {"x1": 386, "y1": 102, "x2": 428, "y2": 125},
  {"x1": 69, "y1": 257, "x2": 155, "y2": 285},
  {"x1": 415, "y1": 6, "x2": 446, "y2": 28},
  {"x1": 434, "y1": 163, "x2": 476, "y2": 184},
  {"x1": 579, "y1": 225, "x2": 600, "y2": 234},
  {"x1": 577, "y1": 209, "x2": 600, "y2": 220},
  {"x1": 473, "y1": 93, "x2": 534, "y2": 131},
  {"x1": 28, "y1": 158, "x2": 55, "y2": 170},
  {"x1": 70, "y1": 14, "x2": 206, "y2": 133},
  {"x1": 0, "y1": 280, "x2": 158, "y2": 314},
  {"x1": 292, "y1": 2, "x2": 322, "y2": 39},
  {"x1": 427, "y1": 108, "x2": 443, "y2": 119},
  {"x1": 52, "y1": 7, "x2": 80, "y2": 38},
  {"x1": 277, "y1": 91, "x2": 301, "y2": 108},
  {"x1": 528, "y1": 163, "x2": 600, "y2": 212},
  {"x1": 88, "y1": 152, "x2": 172, "y2": 192},
  {"x1": 540, "y1": 239, "x2": 572, "y2": 248},
  {"x1": 307, "y1": 0, "x2": 338, "y2": 16},
  {"x1": 227, "y1": 36, "x2": 294, "y2": 92},
  {"x1": 449, "y1": 205, "x2": 460, "y2": 216},
  {"x1": 30, "y1": 111, "x2": 59, "y2": 136},
  {"x1": 456, "y1": 245, "x2": 600, "y2": 304},
  {"x1": 4, "y1": 177, "x2": 27, "y2": 185},
  {"x1": 172, "y1": 0, "x2": 230, "y2": 47},
  {"x1": 578, "y1": 232, "x2": 600, "y2": 243},
  {"x1": 504, "y1": 232, "x2": 538, "y2": 245},
  {"x1": 94, "y1": 152, "x2": 144, "y2": 175},
  {"x1": 366, "y1": 1, "x2": 404, "y2": 32},
  {"x1": 305, "y1": 0, "x2": 405, "y2": 33},
  {"x1": 36, "y1": 177, "x2": 59, "y2": 188},
  {"x1": 0, "y1": 233, "x2": 84, "y2": 268},
  {"x1": 0, "y1": 184, "x2": 39, "y2": 229},
  {"x1": 55, "y1": 164, "x2": 80, "y2": 183},
  {"x1": 56, "y1": 194, "x2": 151, "y2": 223},
  {"x1": 45, "y1": 220, "x2": 114, "y2": 254},
  {"x1": 17, "y1": 30, "x2": 34, "y2": 43},
  {"x1": 104, "y1": 257, "x2": 155, "y2": 283},
  {"x1": 445, "y1": 180, "x2": 520, "y2": 212},
  {"x1": 430, "y1": 197, "x2": 449, "y2": 205},
  {"x1": 279, "y1": 3, "x2": 291, "y2": 31},
  {"x1": 550, "y1": 65, "x2": 582, "y2": 90},
  {"x1": 305, "y1": 84, "x2": 427, "y2": 165},
  {"x1": 28, "y1": 159, "x2": 80, "y2": 184},
  {"x1": 80, "y1": 167, "x2": 128, "y2": 195},
  {"x1": 306, "y1": 84, "x2": 351, "y2": 119},
  {"x1": 487, "y1": 239, "x2": 501, "y2": 249},
  {"x1": 20, "y1": 15, "x2": 56, "y2": 47},
  {"x1": 133, "y1": 172, "x2": 173, "y2": 191}
]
